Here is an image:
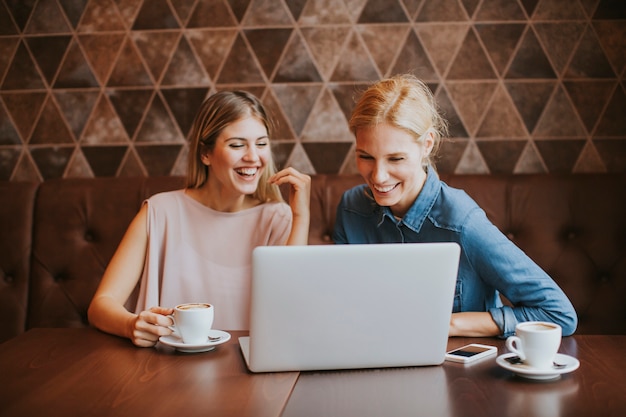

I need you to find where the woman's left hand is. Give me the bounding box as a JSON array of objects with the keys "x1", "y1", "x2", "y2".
[
  {"x1": 270, "y1": 167, "x2": 311, "y2": 245},
  {"x1": 269, "y1": 167, "x2": 311, "y2": 220}
]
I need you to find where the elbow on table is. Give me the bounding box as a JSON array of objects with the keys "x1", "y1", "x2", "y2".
[
  {"x1": 86, "y1": 300, "x2": 99, "y2": 328},
  {"x1": 558, "y1": 310, "x2": 578, "y2": 337}
]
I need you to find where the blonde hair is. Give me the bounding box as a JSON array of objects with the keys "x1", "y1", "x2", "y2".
[
  {"x1": 349, "y1": 74, "x2": 448, "y2": 167},
  {"x1": 186, "y1": 90, "x2": 283, "y2": 203}
]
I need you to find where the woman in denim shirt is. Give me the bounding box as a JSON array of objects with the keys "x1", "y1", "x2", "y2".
[{"x1": 333, "y1": 74, "x2": 577, "y2": 337}]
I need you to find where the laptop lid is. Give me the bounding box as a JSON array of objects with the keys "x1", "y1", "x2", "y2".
[{"x1": 240, "y1": 243, "x2": 460, "y2": 373}]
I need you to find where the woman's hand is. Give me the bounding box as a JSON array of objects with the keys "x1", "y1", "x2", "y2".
[
  {"x1": 128, "y1": 306, "x2": 175, "y2": 347},
  {"x1": 270, "y1": 167, "x2": 311, "y2": 245},
  {"x1": 270, "y1": 167, "x2": 311, "y2": 217}
]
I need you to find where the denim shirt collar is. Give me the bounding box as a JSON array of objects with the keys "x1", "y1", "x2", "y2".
[{"x1": 377, "y1": 166, "x2": 441, "y2": 233}]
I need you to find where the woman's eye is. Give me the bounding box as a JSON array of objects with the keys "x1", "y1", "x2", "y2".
[
  {"x1": 389, "y1": 157, "x2": 404, "y2": 162},
  {"x1": 357, "y1": 154, "x2": 373, "y2": 160},
  {"x1": 229, "y1": 143, "x2": 244, "y2": 149},
  {"x1": 256, "y1": 141, "x2": 268, "y2": 148}
]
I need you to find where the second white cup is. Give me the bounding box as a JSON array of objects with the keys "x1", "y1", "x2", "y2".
[
  {"x1": 506, "y1": 321, "x2": 561, "y2": 369},
  {"x1": 169, "y1": 303, "x2": 214, "y2": 344}
]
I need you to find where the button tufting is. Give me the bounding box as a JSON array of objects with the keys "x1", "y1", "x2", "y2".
[
  {"x1": 84, "y1": 232, "x2": 94, "y2": 242},
  {"x1": 322, "y1": 234, "x2": 332, "y2": 242},
  {"x1": 506, "y1": 232, "x2": 515, "y2": 240},
  {"x1": 4, "y1": 274, "x2": 14, "y2": 283},
  {"x1": 567, "y1": 231, "x2": 576, "y2": 240}
]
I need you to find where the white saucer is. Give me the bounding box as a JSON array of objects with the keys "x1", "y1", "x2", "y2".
[
  {"x1": 496, "y1": 352, "x2": 580, "y2": 380},
  {"x1": 159, "y1": 330, "x2": 231, "y2": 353}
]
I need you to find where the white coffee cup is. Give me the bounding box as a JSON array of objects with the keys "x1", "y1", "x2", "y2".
[
  {"x1": 169, "y1": 303, "x2": 214, "y2": 344},
  {"x1": 506, "y1": 321, "x2": 561, "y2": 369}
]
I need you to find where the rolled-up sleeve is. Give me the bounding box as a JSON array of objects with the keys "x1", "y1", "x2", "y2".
[{"x1": 462, "y1": 209, "x2": 578, "y2": 337}]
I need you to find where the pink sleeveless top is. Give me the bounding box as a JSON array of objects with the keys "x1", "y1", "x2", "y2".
[{"x1": 134, "y1": 190, "x2": 291, "y2": 330}]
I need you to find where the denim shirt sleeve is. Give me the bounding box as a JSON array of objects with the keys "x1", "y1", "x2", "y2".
[{"x1": 460, "y1": 208, "x2": 578, "y2": 337}]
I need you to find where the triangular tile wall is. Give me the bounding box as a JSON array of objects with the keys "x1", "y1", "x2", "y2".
[{"x1": 0, "y1": 0, "x2": 624, "y2": 181}]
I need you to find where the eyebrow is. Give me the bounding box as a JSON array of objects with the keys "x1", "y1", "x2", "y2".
[
  {"x1": 355, "y1": 149, "x2": 406, "y2": 158},
  {"x1": 225, "y1": 135, "x2": 269, "y2": 142}
]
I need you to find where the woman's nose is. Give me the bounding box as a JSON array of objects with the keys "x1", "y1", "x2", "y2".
[
  {"x1": 372, "y1": 163, "x2": 389, "y2": 182},
  {"x1": 243, "y1": 146, "x2": 259, "y2": 161}
]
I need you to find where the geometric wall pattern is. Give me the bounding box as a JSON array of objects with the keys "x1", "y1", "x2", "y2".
[{"x1": 0, "y1": 0, "x2": 625, "y2": 182}]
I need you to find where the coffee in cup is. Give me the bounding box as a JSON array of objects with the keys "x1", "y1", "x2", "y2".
[
  {"x1": 169, "y1": 303, "x2": 214, "y2": 344},
  {"x1": 505, "y1": 321, "x2": 561, "y2": 369}
]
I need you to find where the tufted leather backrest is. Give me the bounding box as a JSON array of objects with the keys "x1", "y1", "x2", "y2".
[
  {"x1": 0, "y1": 182, "x2": 38, "y2": 343},
  {"x1": 1, "y1": 173, "x2": 624, "y2": 340}
]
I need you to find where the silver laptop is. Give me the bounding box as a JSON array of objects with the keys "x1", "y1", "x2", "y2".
[{"x1": 239, "y1": 243, "x2": 460, "y2": 373}]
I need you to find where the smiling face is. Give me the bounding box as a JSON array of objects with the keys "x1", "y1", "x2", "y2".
[
  {"x1": 201, "y1": 116, "x2": 271, "y2": 198},
  {"x1": 355, "y1": 122, "x2": 434, "y2": 217}
]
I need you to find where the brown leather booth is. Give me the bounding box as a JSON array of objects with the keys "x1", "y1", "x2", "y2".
[{"x1": 1, "y1": 174, "x2": 625, "y2": 343}]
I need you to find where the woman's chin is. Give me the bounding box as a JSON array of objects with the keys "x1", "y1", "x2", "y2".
[
  {"x1": 374, "y1": 196, "x2": 398, "y2": 208},
  {"x1": 234, "y1": 179, "x2": 260, "y2": 194}
]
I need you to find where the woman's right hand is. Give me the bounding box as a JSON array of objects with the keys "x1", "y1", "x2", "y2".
[{"x1": 129, "y1": 306, "x2": 175, "y2": 347}]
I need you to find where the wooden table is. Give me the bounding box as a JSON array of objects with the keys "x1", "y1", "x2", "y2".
[
  {"x1": 282, "y1": 335, "x2": 626, "y2": 417},
  {"x1": 1, "y1": 329, "x2": 625, "y2": 417},
  {"x1": 0, "y1": 328, "x2": 297, "y2": 417}
]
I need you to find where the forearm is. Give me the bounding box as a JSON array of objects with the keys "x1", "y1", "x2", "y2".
[
  {"x1": 449, "y1": 311, "x2": 500, "y2": 337},
  {"x1": 88, "y1": 295, "x2": 137, "y2": 340},
  {"x1": 87, "y1": 204, "x2": 149, "y2": 340}
]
